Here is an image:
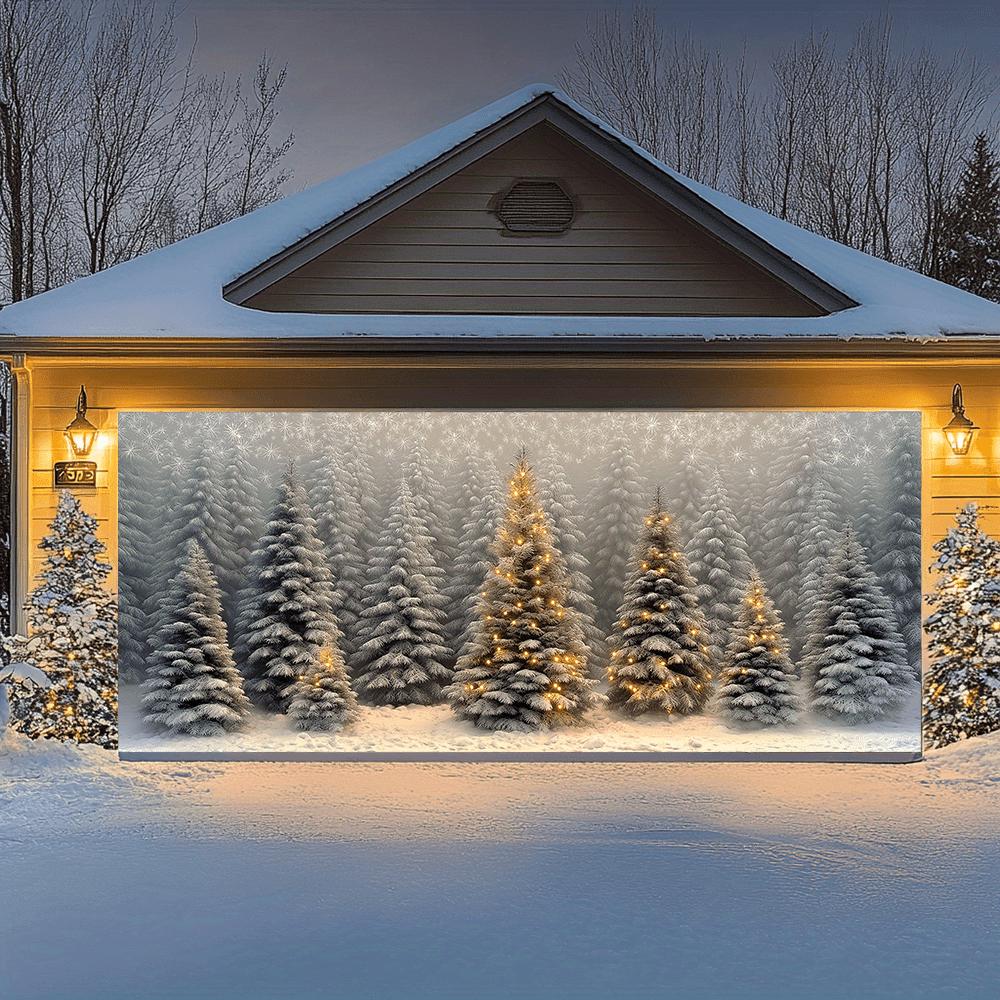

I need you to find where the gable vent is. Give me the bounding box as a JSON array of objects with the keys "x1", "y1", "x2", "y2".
[{"x1": 497, "y1": 180, "x2": 574, "y2": 232}]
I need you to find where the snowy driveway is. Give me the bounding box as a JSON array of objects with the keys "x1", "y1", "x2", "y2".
[{"x1": 2, "y1": 733, "x2": 998, "y2": 1000}]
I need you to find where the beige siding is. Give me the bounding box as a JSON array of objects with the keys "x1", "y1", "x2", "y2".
[{"x1": 244, "y1": 124, "x2": 823, "y2": 317}]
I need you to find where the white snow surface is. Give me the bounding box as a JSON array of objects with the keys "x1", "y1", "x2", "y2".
[
  {"x1": 1, "y1": 725, "x2": 997, "y2": 999},
  {"x1": 2, "y1": 85, "x2": 999, "y2": 342},
  {"x1": 118, "y1": 682, "x2": 921, "y2": 757}
]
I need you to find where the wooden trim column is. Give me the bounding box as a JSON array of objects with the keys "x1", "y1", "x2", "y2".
[{"x1": 10, "y1": 353, "x2": 30, "y2": 633}]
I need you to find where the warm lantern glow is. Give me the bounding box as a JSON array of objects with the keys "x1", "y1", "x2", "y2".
[
  {"x1": 942, "y1": 383, "x2": 978, "y2": 456},
  {"x1": 64, "y1": 386, "x2": 98, "y2": 457}
]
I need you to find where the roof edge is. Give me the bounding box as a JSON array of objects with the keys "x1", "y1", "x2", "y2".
[{"x1": 11, "y1": 334, "x2": 1000, "y2": 362}]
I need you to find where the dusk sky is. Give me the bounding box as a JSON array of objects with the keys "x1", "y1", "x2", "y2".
[{"x1": 176, "y1": 1, "x2": 1000, "y2": 190}]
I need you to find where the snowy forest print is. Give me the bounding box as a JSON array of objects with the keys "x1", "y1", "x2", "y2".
[{"x1": 117, "y1": 409, "x2": 922, "y2": 755}]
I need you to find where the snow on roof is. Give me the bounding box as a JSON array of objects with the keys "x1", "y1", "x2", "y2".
[{"x1": 2, "y1": 83, "x2": 1000, "y2": 342}]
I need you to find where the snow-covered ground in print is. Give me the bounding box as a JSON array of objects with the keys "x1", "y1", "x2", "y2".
[
  {"x1": 3, "y1": 729, "x2": 997, "y2": 1000},
  {"x1": 118, "y1": 682, "x2": 922, "y2": 757}
]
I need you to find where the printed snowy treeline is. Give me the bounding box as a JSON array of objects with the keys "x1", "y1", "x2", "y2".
[
  {"x1": 119, "y1": 410, "x2": 923, "y2": 682},
  {"x1": 112, "y1": 419, "x2": 928, "y2": 738}
]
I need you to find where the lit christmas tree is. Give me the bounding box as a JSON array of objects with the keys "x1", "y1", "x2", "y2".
[
  {"x1": 285, "y1": 644, "x2": 358, "y2": 731},
  {"x1": 606, "y1": 489, "x2": 713, "y2": 716},
  {"x1": 3, "y1": 490, "x2": 118, "y2": 747},
  {"x1": 448, "y1": 449, "x2": 595, "y2": 732},
  {"x1": 923, "y1": 503, "x2": 1000, "y2": 748},
  {"x1": 715, "y1": 571, "x2": 799, "y2": 726},
  {"x1": 804, "y1": 526, "x2": 911, "y2": 724},
  {"x1": 141, "y1": 538, "x2": 251, "y2": 736}
]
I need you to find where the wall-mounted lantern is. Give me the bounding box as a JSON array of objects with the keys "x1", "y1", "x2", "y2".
[
  {"x1": 64, "y1": 385, "x2": 98, "y2": 457},
  {"x1": 942, "y1": 383, "x2": 978, "y2": 456},
  {"x1": 54, "y1": 386, "x2": 98, "y2": 488}
]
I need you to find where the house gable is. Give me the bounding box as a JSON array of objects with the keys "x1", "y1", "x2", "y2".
[{"x1": 227, "y1": 106, "x2": 846, "y2": 318}]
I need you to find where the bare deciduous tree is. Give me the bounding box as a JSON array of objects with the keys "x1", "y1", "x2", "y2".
[
  {"x1": 562, "y1": 2, "x2": 998, "y2": 277},
  {"x1": 235, "y1": 54, "x2": 293, "y2": 217},
  {"x1": 904, "y1": 44, "x2": 996, "y2": 276},
  {"x1": 558, "y1": 4, "x2": 732, "y2": 187},
  {"x1": 0, "y1": 0, "x2": 295, "y2": 303},
  {"x1": 78, "y1": 0, "x2": 194, "y2": 272},
  {"x1": 0, "y1": 0, "x2": 88, "y2": 300}
]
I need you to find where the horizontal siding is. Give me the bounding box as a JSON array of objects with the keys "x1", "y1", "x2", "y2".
[
  {"x1": 245, "y1": 122, "x2": 821, "y2": 318},
  {"x1": 257, "y1": 277, "x2": 779, "y2": 297},
  {"x1": 290, "y1": 260, "x2": 761, "y2": 281},
  {"x1": 292, "y1": 244, "x2": 745, "y2": 265},
  {"x1": 924, "y1": 393, "x2": 1000, "y2": 597},
  {"x1": 305, "y1": 227, "x2": 719, "y2": 249},
  {"x1": 245, "y1": 293, "x2": 811, "y2": 317}
]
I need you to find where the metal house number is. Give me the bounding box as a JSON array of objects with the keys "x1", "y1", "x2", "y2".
[{"x1": 54, "y1": 461, "x2": 97, "y2": 488}]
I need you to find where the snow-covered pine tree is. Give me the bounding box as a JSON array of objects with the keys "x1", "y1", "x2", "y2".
[
  {"x1": 140, "y1": 538, "x2": 251, "y2": 736},
  {"x1": 351, "y1": 478, "x2": 452, "y2": 705},
  {"x1": 402, "y1": 453, "x2": 455, "y2": 661},
  {"x1": 311, "y1": 446, "x2": 369, "y2": 662},
  {"x1": 586, "y1": 438, "x2": 645, "y2": 637},
  {"x1": 761, "y1": 429, "x2": 844, "y2": 661},
  {"x1": 923, "y1": 503, "x2": 1000, "y2": 748},
  {"x1": 804, "y1": 525, "x2": 912, "y2": 724},
  {"x1": 687, "y1": 469, "x2": 755, "y2": 665},
  {"x1": 405, "y1": 450, "x2": 458, "y2": 579},
  {"x1": 284, "y1": 644, "x2": 358, "y2": 731},
  {"x1": 874, "y1": 429, "x2": 923, "y2": 675},
  {"x1": 241, "y1": 463, "x2": 342, "y2": 713},
  {"x1": 148, "y1": 446, "x2": 232, "y2": 657},
  {"x1": 715, "y1": 571, "x2": 799, "y2": 726},
  {"x1": 341, "y1": 428, "x2": 381, "y2": 581},
  {"x1": 606, "y1": 489, "x2": 714, "y2": 716},
  {"x1": 734, "y1": 462, "x2": 768, "y2": 572},
  {"x1": 162, "y1": 445, "x2": 232, "y2": 581},
  {"x1": 937, "y1": 131, "x2": 1000, "y2": 301},
  {"x1": 217, "y1": 441, "x2": 262, "y2": 631},
  {"x1": 852, "y1": 466, "x2": 884, "y2": 573},
  {"x1": 449, "y1": 460, "x2": 502, "y2": 662},
  {"x1": 448, "y1": 450, "x2": 595, "y2": 731},
  {"x1": 3, "y1": 491, "x2": 118, "y2": 747},
  {"x1": 117, "y1": 444, "x2": 159, "y2": 682},
  {"x1": 668, "y1": 449, "x2": 711, "y2": 546}
]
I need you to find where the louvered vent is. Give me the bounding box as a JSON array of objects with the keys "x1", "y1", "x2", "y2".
[{"x1": 497, "y1": 180, "x2": 574, "y2": 232}]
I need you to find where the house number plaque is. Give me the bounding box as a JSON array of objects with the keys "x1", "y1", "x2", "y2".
[{"x1": 54, "y1": 461, "x2": 97, "y2": 488}]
